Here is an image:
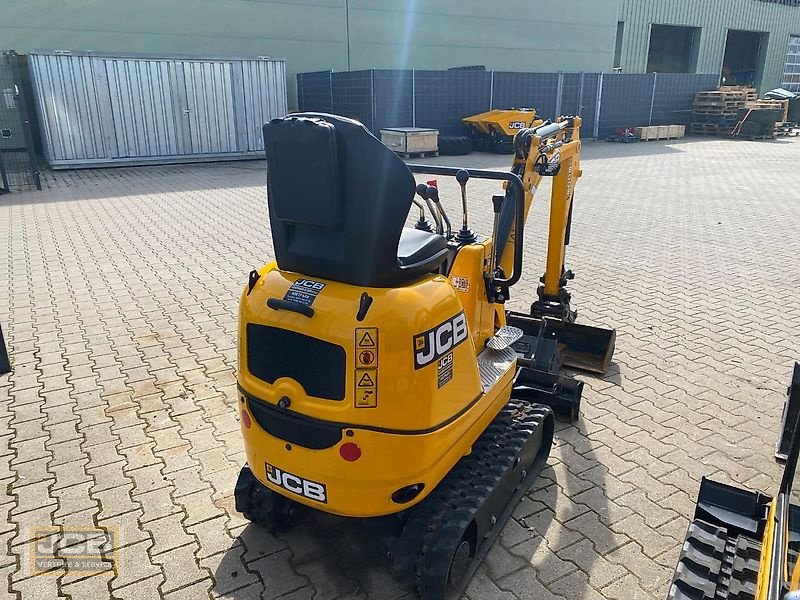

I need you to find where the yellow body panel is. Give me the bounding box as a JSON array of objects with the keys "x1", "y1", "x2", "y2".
[
  {"x1": 238, "y1": 243, "x2": 516, "y2": 517},
  {"x1": 755, "y1": 498, "x2": 778, "y2": 600},
  {"x1": 463, "y1": 108, "x2": 541, "y2": 137},
  {"x1": 447, "y1": 241, "x2": 503, "y2": 350}
]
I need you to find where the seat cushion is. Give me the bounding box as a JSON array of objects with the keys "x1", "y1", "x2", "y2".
[{"x1": 397, "y1": 229, "x2": 448, "y2": 271}]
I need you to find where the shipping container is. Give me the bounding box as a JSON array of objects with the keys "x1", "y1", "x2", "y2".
[{"x1": 28, "y1": 51, "x2": 287, "y2": 169}]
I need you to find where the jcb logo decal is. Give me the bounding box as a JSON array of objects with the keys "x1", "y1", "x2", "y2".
[
  {"x1": 266, "y1": 463, "x2": 327, "y2": 503},
  {"x1": 509, "y1": 121, "x2": 527, "y2": 129},
  {"x1": 413, "y1": 312, "x2": 468, "y2": 369}
]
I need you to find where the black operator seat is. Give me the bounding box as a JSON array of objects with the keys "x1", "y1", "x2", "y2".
[{"x1": 263, "y1": 113, "x2": 448, "y2": 288}]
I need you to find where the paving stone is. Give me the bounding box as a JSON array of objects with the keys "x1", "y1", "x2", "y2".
[
  {"x1": 507, "y1": 535, "x2": 577, "y2": 586},
  {"x1": 115, "y1": 573, "x2": 165, "y2": 600},
  {"x1": 151, "y1": 541, "x2": 208, "y2": 594},
  {"x1": 293, "y1": 554, "x2": 361, "y2": 599},
  {"x1": 556, "y1": 539, "x2": 627, "y2": 589},
  {"x1": 187, "y1": 515, "x2": 239, "y2": 559},
  {"x1": 248, "y1": 548, "x2": 310, "y2": 599},
  {"x1": 109, "y1": 540, "x2": 162, "y2": 590},
  {"x1": 145, "y1": 512, "x2": 194, "y2": 556},
  {"x1": 497, "y1": 566, "x2": 565, "y2": 600},
  {"x1": 201, "y1": 546, "x2": 261, "y2": 596},
  {"x1": 163, "y1": 578, "x2": 214, "y2": 600}
]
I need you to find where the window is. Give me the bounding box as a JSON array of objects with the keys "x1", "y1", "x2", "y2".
[
  {"x1": 646, "y1": 24, "x2": 701, "y2": 73},
  {"x1": 783, "y1": 35, "x2": 800, "y2": 92},
  {"x1": 614, "y1": 21, "x2": 625, "y2": 69}
]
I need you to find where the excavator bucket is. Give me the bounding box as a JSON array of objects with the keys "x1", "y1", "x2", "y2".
[{"x1": 507, "y1": 311, "x2": 616, "y2": 374}]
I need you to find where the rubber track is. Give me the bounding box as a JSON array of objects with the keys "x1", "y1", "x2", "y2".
[
  {"x1": 668, "y1": 519, "x2": 760, "y2": 600},
  {"x1": 390, "y1": 399, "x2": 551, "y2": 596}
]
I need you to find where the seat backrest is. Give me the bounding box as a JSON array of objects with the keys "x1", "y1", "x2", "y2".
[{"x1": 264, "y1": 113, "x2": 416, "y2": 287}]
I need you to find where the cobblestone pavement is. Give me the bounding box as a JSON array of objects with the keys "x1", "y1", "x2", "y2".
[{"x1": 1, "y1": 136, "x2": 799, "y2": 600}]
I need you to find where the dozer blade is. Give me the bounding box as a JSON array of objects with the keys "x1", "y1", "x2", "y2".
[{"x1": 507, "y1": 311, "x2": 616, "y2": 374}]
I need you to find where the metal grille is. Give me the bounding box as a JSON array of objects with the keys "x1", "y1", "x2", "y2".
[
  {"x1": 476, "y1": 346, "x2": 516, "y2": 393},
  {"x1": 783, "y1": 35, "x2": 800, "y2": 93},
  {"x1": 0, "y1": 51, "x2": 40, "y2": 192}
]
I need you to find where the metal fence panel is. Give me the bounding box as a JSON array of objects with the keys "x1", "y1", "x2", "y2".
[
  {"x1": 372, "y1": 70, "x2": 413, "y2": 131},
  {"x1": 331, "y1": 70, "x2": 374, "y2": 131},
  {"x1": 415, "y1": 70, "x2": 491, "y2": 134},
  {"x1": 28, "y1": 51, "x2": 287, "y2": 168},
  {"x1": 597, "y1": 73, "x2": 655, "y2": 137},
  {"x1": 0, "y1": 51, "x2": 40, "y2": 191},
  {"x1": 299, "y1": 67, "x2": 724, "y2": 141},
  {"x1": 297, "y1": 71, "x2": 333, "y2": 113},
  {"x1": 491, "y1": 72, "x2": 559, "y2": 118},
  {"x1": 651, "y1": 72, "x2": 719, "y2": 126}
]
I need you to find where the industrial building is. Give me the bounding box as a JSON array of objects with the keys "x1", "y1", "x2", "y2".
[{"x1": 2, "y1": 0, "x2": 800, "y2": 107}]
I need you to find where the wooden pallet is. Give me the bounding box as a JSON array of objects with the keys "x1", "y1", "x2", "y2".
[
  {"x1": 691, "y1": 108, "x2": 740, "y2": 117},
  {"x1": 775, "y1": 122, "x2": 800, "y2": 137},
  {"x1": 718, "y1": 86, "x2": 758, "y2": 103},
  {"x1": 690, "y1": 123, "x2": 733, "y2": 136},
  {"x1": 394, "y1": 150, "x2": 439, "y2": 159},
  {"x1": 731, "y1": 133, "x2": 776, "y2": 141}
]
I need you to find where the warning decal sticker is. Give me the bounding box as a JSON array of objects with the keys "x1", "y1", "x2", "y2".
[{"x1": 355, "y1": 327, "x2": 379, "y2": 408}]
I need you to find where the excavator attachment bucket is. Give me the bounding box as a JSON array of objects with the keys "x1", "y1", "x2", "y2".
[{"x1": 507, "y1": 311, "x2": 616, "y2": 374}]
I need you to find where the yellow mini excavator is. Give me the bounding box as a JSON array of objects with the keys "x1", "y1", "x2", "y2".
[
  {"x1": 234, "y1": 112, "x2": 615, "y2": 599},
  {"x1": 669, "y1": 363, "x2": 800, "y2": 600},
  {"x1": 463, "y1": 108, "x2": 543, "y2": 153}
]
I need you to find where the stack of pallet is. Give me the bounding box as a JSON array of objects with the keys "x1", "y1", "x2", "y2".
[
  {"x1": 691, "y1": 87, "x2": 756, "y2": 136},
  {"x1": 742, "y1": 98, "x2": 799, "y2": 136}
]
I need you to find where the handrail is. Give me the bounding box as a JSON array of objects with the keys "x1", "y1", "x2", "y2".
[{"x1": 407, "y1": 164, "x2": 525, "y2": 288}]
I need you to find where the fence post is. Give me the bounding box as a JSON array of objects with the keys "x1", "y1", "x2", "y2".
[
  {"x1": 555, "y1": 71, "x2": 564, "y2": 117},
  {"x1": 412, "y1": 69, "x2": 416, "y2": 127},
  {"x1": 370, "y1": 69, "x2": 376, "y2": 132},
  {"x1": 297, "y1": 72, "x2": 303, "y2": 111},
  {"x1": 648, "y1": 72, "x2": 657, "y2": 126},
  {"x1": 0, "y1": 322, "x2": 10, "y2": 375},
  {"x1": 577, "y1": 72, "x2": 585, "y2": 115},
  {"x1": 489, "y1": 70, "x2": 494, "y2": 109},
  {"x1": 593, "y1": 72, "x2": 604, "y2": 139},
  {"x1": 328, "y1": 70, "x2": 333, "y2": 112}
]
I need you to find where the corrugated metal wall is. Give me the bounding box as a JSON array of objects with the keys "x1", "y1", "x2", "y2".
[
  {"x1": 28, "y1": 51, "x2": 288, "y2": 168},
  {"x1": 618, "y1": 0, "x2": 800, "y2": 90}
]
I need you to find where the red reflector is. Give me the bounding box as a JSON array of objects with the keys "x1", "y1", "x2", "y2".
[
  {"x1": 241, "y1": 409, "x2": 251, "y2": 429},
  {"x1": 339, "y1": 442, "x2": 361, "y2": 462}
]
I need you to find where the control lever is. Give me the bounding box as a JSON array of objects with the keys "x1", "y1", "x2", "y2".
[
  {"x1": 412, "y1": 184, "x2": 433, "y2": 232},
  {"x1": 426, "y1": 184, "x2": 451, "y2": 239},
  {"x1": 416, "y1": 183, "x2": 442, "y2": 234},
  {"x1": 487, "y1": 194, "x2": 504, "y2": 281},
  {"x1": 455, "y1": 169, "x2": 477, "y2": 244}
]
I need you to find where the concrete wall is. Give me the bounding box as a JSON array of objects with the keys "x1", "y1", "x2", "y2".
[
  {"x1": 618, "y1": 0, "x2": 800, "y2": 90},
  {"x1": 0, "y1": 0, "x2": 619, "y2": 107}
]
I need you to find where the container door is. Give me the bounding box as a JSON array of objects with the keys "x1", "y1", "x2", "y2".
[
  {"x1": 175, "y1": 60, "x2": 237, "y2": 155},
  {"x1": 100, "y1": 57, "x2": 183, "y2": 159},
  {"x1": 237, "y1": 59, "x2": 288, "y2": 152}
]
